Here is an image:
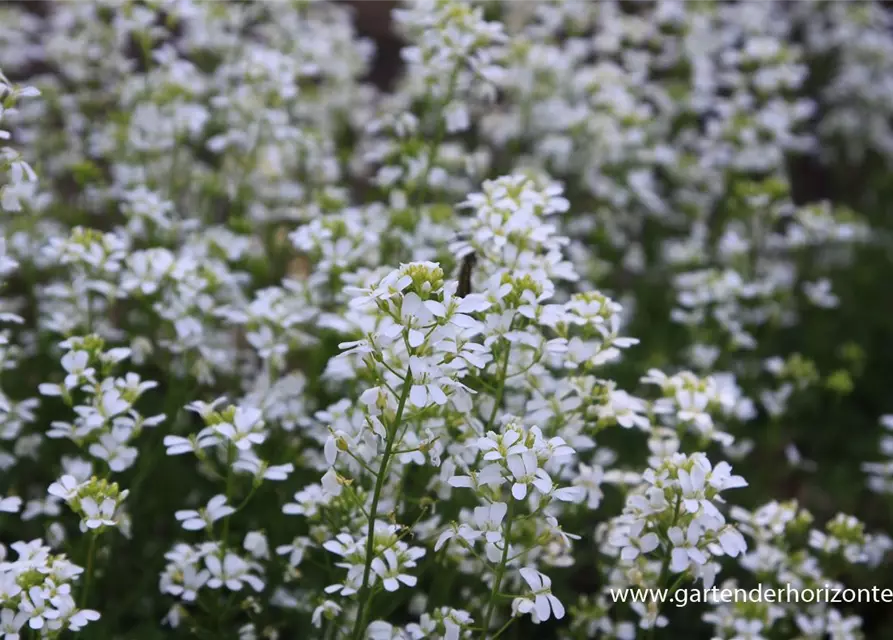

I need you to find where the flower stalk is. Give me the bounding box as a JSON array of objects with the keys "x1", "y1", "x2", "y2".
[{"x1": 351, "y1": 370, "x2": 414, "y2": 640}]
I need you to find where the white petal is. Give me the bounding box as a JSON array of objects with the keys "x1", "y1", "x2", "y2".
[
  {"x1": 620, "y1": 547, "x2": 639, "y2": 562},
  {"x1": 435, "y1": 530, "x2": 453, "y2": 551},
  {"x1": 670, "y1": 548, "x2": 689, "y2": 573},
  {"x1": 534, "y1": 594, "x2": 550, "y2": 621},
  {"x1": 549, "y1": 594, "x2": 565, "y2": 619},
  {"x1": 408, "y1": 329, "x2": 425, "y2": 348},
  {"x1": 409, "y1": 385, "x2": 427, "y2": 407},
  {"x1": 429, "y1": 384, "x2": 448, "y2": 405}
]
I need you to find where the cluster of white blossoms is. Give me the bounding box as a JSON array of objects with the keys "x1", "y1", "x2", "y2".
[
  {"x1": 603, "y1": 452, "x2": 749, "y2": 630},
  {"x1": 705, "y1": 501, "x2": 893, "y2": 639},
  {"x1": 0, "y1": 0, "x2": 892, "y2": 638},
  {"x1": 0, "y1": 540, "x2": 99, "y2": 635},
  {"x1": 0, "y1": 69, "x2": 39, "y2": 214}
]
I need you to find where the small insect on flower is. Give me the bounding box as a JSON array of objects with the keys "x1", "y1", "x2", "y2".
[{"x1": 456, "y1": 251, "x2": 477, "y2": 298}]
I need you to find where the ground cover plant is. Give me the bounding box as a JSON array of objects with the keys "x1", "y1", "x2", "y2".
[{"x1": 2, "y1": 1, "x2": 893, "y2": 638}]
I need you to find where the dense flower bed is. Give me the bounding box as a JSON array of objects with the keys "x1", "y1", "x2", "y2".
[{"x1": 2, "y1": 1, "x2": 893, "y2": 638}]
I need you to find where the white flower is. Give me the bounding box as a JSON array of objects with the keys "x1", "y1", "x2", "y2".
[
  {"x1": 371, "y1": 549, "x2": 418, "y2": 592},
  {"x1": 0, "y1": 496, "x2": 21, "y2": 513},
  {"x1": 0, "y1": 608, "x2": 28, "y2": 636},
  {"x1": 435, "y1": 521, "x2": 480, "y2": 553},
  {"x1": 163, "y1": 428, "x2": 220, "y2": 456},
  {"x1": 233, "y1": 452, "x2": 294, "y2": 482},
  {"x1": 80, "y1": 497, "x2": 117, "y2": 531},
  {"x1": 478, "y1": 430, "x2": 525, "y2": 462},
  {"x1": 366, "y1": 621, "x2": 405, "y2": 640},
  {"x1": 243, "y1": 531, "x2": 269, "y2": 560},
  {"x1": 88, "y1": 428, "x2": 138, "y2": 472},
  {"x1": 214, "y1": 406, "x2": 266, "y2": 451},
  {"x1": 610, "y1": 519, "x2": 660, "y2": 562},
  {"x1": 628, "y1": 487, "x2": 670, "y2": 518},
  {"x1": 47, "y1": 475, "x2": 81, "y2": 502},
  {"x1": 573, "y1": 464, "x2": 606, "y2": 509},
  {"x1": 311, "y1": 601, "x2": 342, "y2": 628},
  {"x1": 398, "y1": 292, "x2": 436, "y2": 348},
  {"x1": 473, "y1": 502, "x2": 507, "y2": 544},
  {"x1": 66, "y1": 607, "x2": 101, "y2": 632},
  {"x1": 513, "y1": 567, "x2": 565, "y2": 623},
  {"x1": 321, "y1": 468, "x2": 342, "y2": 498},
  {"x1": 61, "y1": 351, "x2": 94, "y2": 389},
  {"x1": 506, "y1": 451, "x2": 551, "y2": 500},
  {"x1": 442, "y1": 609, "x2": 472, "y2": 640},
  {"x1": 324, "y1": 434, "x2": 339, "y2": 466},
  {"x1": 164, "y1": 564, "x2": 210, "y2": 602},
  {"x1": 708, "y1": 461, "x2": 748, "y2": 492},
  {"x1": 715, "y1": 526, "x2": 748, "y2": 558},
  {"x1": 175, "y1": 495, "x2": 235, "y2": 531},
  {"x1": 185, "y1": 397, "x2": 228, "y2": 420},
  {"x1": 20, "y1": 586, "x2": 59, "y2": 630},
  {"x1": 668, "y1": 522, "x2": 707, "y2": 573},
  {"x1": 677, "y1": 464, "x2": 717, "y2": 518},
  {"x1": 205, "y1": 553, "x2": 264, "y2": 592},
  {"x1": 444, "y1": 101, "x2": 470, "y2": 133}
]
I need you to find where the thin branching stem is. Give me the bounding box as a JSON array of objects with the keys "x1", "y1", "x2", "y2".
[{"x1": 351, "y1": 370, "x2": 414, "y2": 640}]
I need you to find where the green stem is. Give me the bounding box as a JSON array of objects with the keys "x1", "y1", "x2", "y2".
[
  {"x1": 80, "y1": 533, "x2": 97, "y2": 608},
  {"x1": 478, "y1": 499, "x2": 516, "y2": 639},
  {"x1": 234, "y1": 484, "x2": 259, "y2": 513},
  {"x1": 351, "y1": 371, "x2": 414, "y2": 640},
  {"x1": 129, "y1": 357, "x2": 200, "y2": 501},
  {"x1": 221, "y1": 443, "x2": 236, "y2": 551},
  {"x1": 667, "y1": 573, "x2": 687, "y2": 594},
  {"x1": 482, "y1": 320, "x2": 515, "y2": 436},
  {"x1": 491, "y1": 615, "x2": 517, "y2": 640},
  {"x1": 648, "y1": 495, "x2": 681, "y2": 640}
]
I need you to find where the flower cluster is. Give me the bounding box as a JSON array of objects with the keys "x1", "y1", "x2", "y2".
[
  {"x1": 603, "y1": 453, "x2": 748, "y2": 628},
  {"x1": 0, "y1": 540, "x2": 99, "y2": 635}
]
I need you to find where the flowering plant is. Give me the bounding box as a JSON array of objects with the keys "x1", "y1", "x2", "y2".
[{"x1": 1, "y1": 1, "x2": 893, "y2": 638}]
